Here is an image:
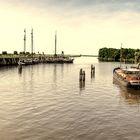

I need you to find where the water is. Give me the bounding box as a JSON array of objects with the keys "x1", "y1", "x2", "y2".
[{"x1": 0, "y1": 57, "x2": 140, "y2": 140}]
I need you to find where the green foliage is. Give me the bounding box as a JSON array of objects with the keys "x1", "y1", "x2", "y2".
[
  {"x1": 13, "y1": 51, "x2": 18, "y2": 55},
  {"x1": 98, "y1": 47, "x2": 137, "y2": 62},
  {"x1": 25, "y1": 52, "x2": 30, "y2": 55},
  {"x1": 19, "y1": 52, "x2": 25, "y2": 55},
  {"x1": 2, "y1": 51, "x2": 7, "y2": 55}
]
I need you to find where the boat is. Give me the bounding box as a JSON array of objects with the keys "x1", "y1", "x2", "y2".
[
  {"x1": 18, "y1": 59, "x2": 33, "y2": 65},
  {"x1": 113, "y1": 45, "x2": 140, "y2": 88},
  {"x1": 45, "y1": 32, "x2": 74, "y2": 64},
  {"x1": 113, "y1": 66, "x2": 140, "y2": 88},
  {"x1": 18, "y1": 29, "x2": 40, "y2": 66},
  {"x1": 18, "y1": 58, "x2": 40, "y2": 65},
  {"x1": 18, "y1": 60, "x2": 26, "y2": 65},
  {"x1": 45, "y1": 56, "x2": 74, "y2": 63}
]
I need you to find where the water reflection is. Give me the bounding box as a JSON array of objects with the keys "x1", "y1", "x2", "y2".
[
  {"x1": 79, "y1": 81, "x2": 85, "y2": 91},
  {"x1": 53, "y1": 64, "x2": 57, "y2": 83},
  {"x1": 113, "y1": 79, "x2": 140, "y2": 104},
  {"x1": 18, "y1": 65, "x2": 22, "y2": 74},
  {"x1": 52, "y1": 64, "x2": 63, "y2": 79},
  {"x1": 91, "y1": 71, "x2": 95, "y2": 79}
]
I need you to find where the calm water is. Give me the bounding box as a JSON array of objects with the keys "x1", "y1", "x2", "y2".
[{"x1": 0, "y1": 57, "x2": 140, "y2": 140}]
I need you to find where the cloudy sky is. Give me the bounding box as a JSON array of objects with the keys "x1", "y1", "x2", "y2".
[{"x1": 0, "y1": 0, "x2": 140, "y2": 55}]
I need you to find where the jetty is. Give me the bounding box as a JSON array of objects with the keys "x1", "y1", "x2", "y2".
[{"x1": 0, "y1": 54, "x2": 75, "y2": 66}]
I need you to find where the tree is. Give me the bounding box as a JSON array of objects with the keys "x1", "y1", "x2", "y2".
[
  {"x1": 98, "y1": 47, "x2": 136, "y2": 62},
  {"x1": 2, "y1": 51, "x2": 7, "y2": 55},
  {"x1": 13, "y1": 51, "x2": 18, "y2": 55}
]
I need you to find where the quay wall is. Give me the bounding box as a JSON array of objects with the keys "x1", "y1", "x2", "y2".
[
  {"x1": 0, "y1": 58, "x2": 19, "y2": 66},
  {"x1": 0, "y1": 54, "x2": 45, "y2": 66},
  {"x1": 0, "y1": 54, "x2": 81, "y2": 66}
]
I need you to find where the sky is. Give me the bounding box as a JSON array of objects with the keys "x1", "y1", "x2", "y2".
[{"x1": 1, "y1": 0, "x2": 140, "y2": 55}]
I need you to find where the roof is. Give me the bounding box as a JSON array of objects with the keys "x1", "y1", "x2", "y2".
[{"x1": 122, "y1": 68, "x2": 140, "y2": 72}]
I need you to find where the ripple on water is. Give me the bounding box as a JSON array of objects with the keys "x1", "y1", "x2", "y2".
[{"x1": 0, "y1": 59, "x2": 140, "y2": 139}]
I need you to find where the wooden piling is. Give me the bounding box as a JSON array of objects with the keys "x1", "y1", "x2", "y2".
[
  {"x1": 91, "y1": 64, "x2": 95, "y2": 73},
  {"x1": 79, "y1": 68, "x2": 83, "y2": 81},
  {"x1": 79, "y1": 68, "x2": 86, "y2": 90},
  {"x1": 91, "y1": 64, "x2": 95, "y2": 78},
  {"x1": 83, "y1": 71, "x2": 85, "y2": 81}
]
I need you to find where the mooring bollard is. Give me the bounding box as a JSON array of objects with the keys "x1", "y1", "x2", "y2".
[
  {"x1": 79, "y1": 69, "x2": 85, "y2": 90},
  {"x1": 91, "y1": 64, "x2": 95, "y2": 77},
  {"x1": 91, "y1": 64, "x2": 95, "y2": 73},
  {"x1": 83, "y1": 71, "x2": 85, "y2": 81},
  {"x1": 91, "y1": 64, "x2": 93, "y2": 71},
  {"x1": 79, "y1": 68, "x2": 83, "y2": 81}
]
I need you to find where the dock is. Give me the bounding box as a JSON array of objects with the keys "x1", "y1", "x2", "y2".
[{"x1": 0, "y1": 54, "x2": 77, "y2": 66}]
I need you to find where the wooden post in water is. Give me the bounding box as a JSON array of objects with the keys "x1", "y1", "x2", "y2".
[
  {"x1": 91, "y1": 64, "x2": 95, "y2": 78},
  {"x1": 83, "y1": 71, "x2": 85, "y2": 81},
  {"x1": 79, "y1": 68, "x2": 83, "y2": 81},
  {"x1": 79, "y1": 69, "x2": 85, "y2": 90}
]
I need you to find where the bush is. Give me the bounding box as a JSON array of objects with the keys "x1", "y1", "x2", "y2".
[
  {"x1": 2, "y1": 51, "x2": 7, "y2": 55},
  {"x1": 98, "y1": 47, "x2": 136, "y2": 62},
  {"x1": 19, "y1": 52, "x2": 25, "y2": 55},
  {"x1": 13, "y1": 51, "x2": 18, "y2": 55},
  {"x1": 25, "y1": 52, "x2": 30, "y2": 55}
]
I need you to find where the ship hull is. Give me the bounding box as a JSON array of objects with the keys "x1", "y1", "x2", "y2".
[
  {"x1": 45, "y1": 57, "x2": 74, "y2": 64},
  {"x1": 113, "y1": 67, "x2": 140, "y2": 88}
]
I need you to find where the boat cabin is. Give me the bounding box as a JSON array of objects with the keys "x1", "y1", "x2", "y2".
[{"x1": 122, "y1": 68, "x2": 140, "y2": 75}]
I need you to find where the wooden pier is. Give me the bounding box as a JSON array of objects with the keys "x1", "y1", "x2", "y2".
[{"x1": 0, "y1": 54, "x2": 76, "y2": 66}]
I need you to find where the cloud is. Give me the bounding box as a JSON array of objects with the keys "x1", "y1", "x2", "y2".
[
  {"x1": 15, "y1": 0, "x2": 140, "y2": 13},
  {"x1": 2, "y1": 0, "x2": 140, "y2": 24},
  {"x1": 2, "y1": 0, "x2": 137, "y2": 25}
]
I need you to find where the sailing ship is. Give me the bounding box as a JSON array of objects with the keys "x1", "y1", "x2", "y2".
[
  {"x1": 45, "y1": 32, "x2": 74, "y2": 63},
  {"x1": 113, "y1": 45, "x2": 140, "y2": 88},
  {"x1": 45, "y1": 56, "x2": 74, "y2": 63},
  {"x1": 18, "y1": 28, "x2": 40, "y2": 66}
]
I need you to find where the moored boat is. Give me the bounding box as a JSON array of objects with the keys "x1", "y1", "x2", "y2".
[
  {"x1": 18, "y1": 59, "x2": 33, "y2": 65},
  {"x1": 18, "y1": 60, "x2": 26, "y2": 65},
  {"x1": 113, "y1": 66, "x2": 140, "y2": 88},
  {"x1": 18, "y1": 58, "x2": 40, "y2": 65},
  {"x1": 45, "y1": 32, "x2": 74, "y2": 64},
  {"x1": 45, "y1": 56, "x2": 74, "y2": 63},
  {"x1": 113, "y1": 44, "x2": 140, "y2": 88}
]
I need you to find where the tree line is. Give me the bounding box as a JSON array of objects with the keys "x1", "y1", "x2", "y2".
[{"x1": 98, "y1": 47, "x2": 140, "y2": 63}]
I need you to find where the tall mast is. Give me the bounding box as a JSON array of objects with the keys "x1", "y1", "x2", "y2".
[
  {"x1": 120, "y1": 43, "x2": 123, "y2": 68},
  {"x1": 24, "y1": 29, "x2": 26, "y2": 53},
  {"x1": 31, "y1": 28, "x2": 33, "y2": 55},
  {"x1": 55, "y1": 31, "x2": 57, "y2": 56}
]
